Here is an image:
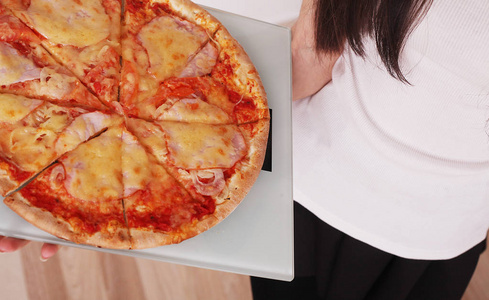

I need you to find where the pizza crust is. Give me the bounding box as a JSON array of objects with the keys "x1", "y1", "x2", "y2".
[
  {"x1": 0, "y1": 157, "x2": 33, "y2": 197},
  {"x1": 181, "y1": 119, "x2": 270, "y2": 244},
  {"x1": 215, "y1": 119, "x2": 270, "y2": 216},
  {"x1": 129, "y1": 229, "x2": 184, "y2": 249},
  {"x1": 129, "y1": 213, "x2": 219, "y2": 249},
  {"x1": 153, "y1": 0, "x2": 221, "y2": 35},
  {"x1": 4, "y1": 193, "x2": 131, "y2": 249},
  {"x1": 128, "y1": 120, "x2": 269, "y2": 249},
  {"x1": 0, "y1": 174, "x2": 18, "y2": 196}
]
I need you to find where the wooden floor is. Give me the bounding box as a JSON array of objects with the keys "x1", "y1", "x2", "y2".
[{"x1": 0, "y1": 241, "x2": 487, "y2": 300}]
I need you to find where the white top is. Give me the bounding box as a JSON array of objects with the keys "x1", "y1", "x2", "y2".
[{"x1": 293, "y1": 0, "x2": 489, "y2": 260}]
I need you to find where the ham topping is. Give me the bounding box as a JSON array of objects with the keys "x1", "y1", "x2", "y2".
[
  {"x1": 189, "y1": 169, "x2": 225, "y2": 196},
  {"x1": 179, "y1": 42, "x2": 219, "y2": 78},
  {"x1": 0, "y1": 42, "x2": 41, "y2": 85}
]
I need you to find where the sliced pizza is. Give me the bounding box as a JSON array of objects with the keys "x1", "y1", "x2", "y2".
[
  {"x1": 0, "y1": 5, "x2": 108, "y2": 110},
  {"x1": 120, "y1": 0, "x2": 221, "y2": 119},
  {"x1": 4, "y1": 125, "x2": 131, "y2": 249},
  {"x1": 1, "y1": 0, "x2": 122, "y2": 106},
  {"x1": 0, "y1": 93, "x2": 121, "y2": 196},
  {"x1": 134, "y1": 77, "x2": 234, "y2": 124},
  {"x1": 0, "y1": 0, "x2": 271, "y2": 249},
  {"x1": 126, "y1": 117, "x2": 268, "y2": 216},
  {"x1": 121, "y1": 1, "x2": 268, "y2": 125},
  {"x1": 121, "y1": 128, "x2": 215, "y2": 248},
  {"x1": 179, "y1": 40, "x2": 220, "y2": 79},
  {"x1": 211, "y1": 27, "x2": 270, "y2": 124}
]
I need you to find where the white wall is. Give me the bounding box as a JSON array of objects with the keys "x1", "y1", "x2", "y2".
[{"x1": 194, "y1": 0, "x2": 301, "y2": 25}]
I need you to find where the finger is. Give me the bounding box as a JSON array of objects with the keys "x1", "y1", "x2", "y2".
[
  {"x1": 0, "y1": 236, "x2": 30, "y2": 253},
  {"x1": 40, "y1": 243, "x2": 60, "y2": 261}
]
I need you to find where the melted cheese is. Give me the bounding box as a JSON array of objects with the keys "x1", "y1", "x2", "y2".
[
  {"x1": 155, "y1": 98, "x2": 232, "y2": 124},
  {"x1": 179, "y1": 42, "x2": 219, "y2": 78},
  {"x1": 6, "y1": 104, "x2": 77, "y2": 172},
  {"x1": 138, "y1": 16, "x2": 208, "y2": 81},
  {"x1": 64, "y1": 43, "x2": 116, "y2": 78},
  {"x1": 9, "y1": 127, "x2": 57, "y2": 171},
  {"x1": 38, "y1": 67, "x2": 77, "y2": 98},
  {"x1": 25, "y1": 0, "x2": 110, "y2": 47},
  {"x1": 121, "y1": 129, "x2": 151, "y2": 197},
  {"x1": 55, "y1": 112, "x2": 122, "y2": 155},
  {"x1": 61, "y1": 126, "x2": 123, "y2": 201},
  {"x1": 160, "y1": 122, "x2": 247, "y2": 169},
  {"x1": 126, "y1": 118, "x2": 168, "y2": 162},
  {"x1": 0, "y1": 42, "x2": 41, "y2": 85},
  {"x1": 0, "y1": 94, "x2": 43, "y2": 123}
]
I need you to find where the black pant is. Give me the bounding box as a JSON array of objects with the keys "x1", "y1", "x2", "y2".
[{"x1": 251, "y1": 202, "x2": 486, "y2": 300}]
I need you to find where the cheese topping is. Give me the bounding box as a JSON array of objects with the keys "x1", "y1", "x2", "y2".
[
  {"x1": 179, "y1": 42, "x2": 219, "y2": 78},
  {"x1": 55, "y1": 112, "x2": 122, "y2": 155},
  {"x1": 28, "y1": 104, "x2": 78, "y2": 129},
  {"x1": 138, "y1": 15, "x2": 208, "y2": 81},
  {"x1": 38, "y1": 67, "x2": 77, "y2": 98},
  {"x1": 126, "y1": 118, "x2": 168, "y2": 162},
  {"x1": 0, "y1": 94, "x2": 43, "y2": 123},
  {"x1": 160, "y1": 122, "x2": 247, "y2": 169},
  {"x1": 61, "y1": 127, "x2": 123, "y2": 201},
  {"x1": 6, "y1": 104, "x2": 78, "y2": 172},
  {"x1": 121, "y1": 129, "x2": 151, "y2": 197},
  {"x1": 155, "y1": 98, "x2": 232, "y2": 124},
  {"x1": 0, "y1": 42, "x2": 41, "y2": 85},
  {"x1": 67, "y1": 43, "x2": 118, "y2": 77},
  {"x1": 25, "y1": 0, "x2": 110, "y2": 47},
  {"x1": 9, "y1": 127, "x2": 57, "y2": 171}
]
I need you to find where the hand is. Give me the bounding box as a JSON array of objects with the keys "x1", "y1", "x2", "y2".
[
  {"x1": 291, "y1": 0, "x2": 341, "y2": 100},
  {"x1": 0, "y1": 236, "x2": 60, "y2": 261}
]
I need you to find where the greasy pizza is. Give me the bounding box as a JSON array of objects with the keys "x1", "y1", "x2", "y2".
[{"x1": 0, "y1": 0, "x2": 269, "y2": 249}]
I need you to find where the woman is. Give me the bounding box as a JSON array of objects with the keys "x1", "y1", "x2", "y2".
[
  {"x1": 252, "y1": 0, "x2": 489, "y2": 299},
  {"x1": 2, "y1": 1, "x2": 489, "y2": 299}
]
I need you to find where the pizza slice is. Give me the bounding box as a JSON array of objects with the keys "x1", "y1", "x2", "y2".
[
  {"x1": 120, "y1": 0, "x2": 221, "y2": 119},
  {"x1": 121, "y1": 128, "x2": 215, "y2": 248},
  {"x1": 178, "y1": 40, "x2": 220, "y2": 79},
  {"x1": 127, "y1": 70, "x2": 268, "y2": 125},
  {"x1": 121, "y1": 0, "x2": 268, "y2": 125},
  {"x1": 134, "y1": 77, "x2": 234, "y2": 124},
  {"x1": 211, "y1": 27, "x2": 270, "y2": 124},
  {"x1": 1, "y1": 0, "x2": 122, "y2": 106},
  {"x1": 0, "y1": 93, "x2": 121, "y2": 196},
  {"x1": 126, "y1": 118, "x2": 269, "y2": 221},
  {"x1": 0, "y1": 5, "x2": 107, "y2": 111},
  {"x1": 4, "y1": 125, "x2": 130, "y2": 249}
]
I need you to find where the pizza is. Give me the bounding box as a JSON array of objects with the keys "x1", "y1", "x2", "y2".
[
  {"x1": 0, "y1": 93, "x2": 118, "y2": 196},
  {"x1": 0, "y1": 5, "x2": 108, "y2": 111},
  {"x1": 2, "y1": 0, "x2": 122, "y2": 106},
  {"x1": 0, "y1": 0, "x2": 269, "y2": 249}
]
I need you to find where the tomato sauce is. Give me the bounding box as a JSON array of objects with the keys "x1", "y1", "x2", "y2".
[
  {"x1": 0, "y1": 156, "x2": 32, "y2": 183},
  {"x1": 126, "y1": 189, "x2": 215, "y2": 232},
  {"x1": 19, "y1": 168, "x2": 125, "y2": 235}
]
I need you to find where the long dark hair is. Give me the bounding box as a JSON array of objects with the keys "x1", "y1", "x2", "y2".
[{"x1": 314, "y1": 0, "x2": 433, "y2": 83}]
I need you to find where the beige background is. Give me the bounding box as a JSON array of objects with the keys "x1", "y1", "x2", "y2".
[{"x1": 0, "y1": 239, "x2": 487, "y2": 300}]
